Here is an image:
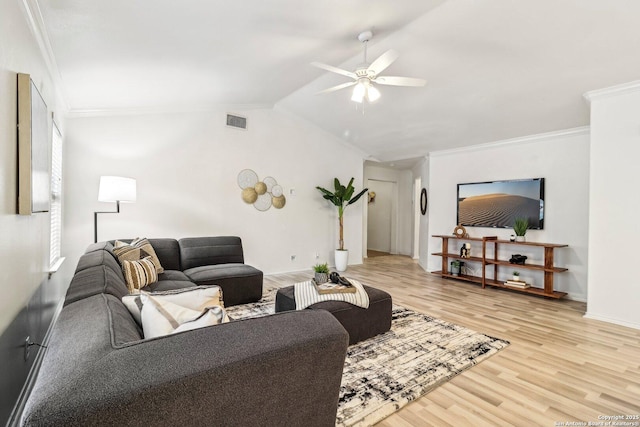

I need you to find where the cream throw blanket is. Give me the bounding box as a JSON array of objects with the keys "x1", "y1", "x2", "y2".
[{"x1": 294, "y1": 278, "x2": 369, "y2": 310}]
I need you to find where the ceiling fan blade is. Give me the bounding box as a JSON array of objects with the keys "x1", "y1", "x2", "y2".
[
  {"x1": 367, "y1": 49, "x2": 400, "y2": 76},
  {"x1": 375, "y1": 76, "x2": 427, "y2": 87},
  {"x1": 316, "y1": 81, "x2": 357, "y2": 95},
  {"x1": 311, "y1": 62, "x2": 357, "y2": 79}
]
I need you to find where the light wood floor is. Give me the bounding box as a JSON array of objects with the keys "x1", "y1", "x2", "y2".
[
  {"x1": 264, "y1": 255, "x2": 640, "y2": 427},
  {"x1": 367, "y1": 250, "x2": 391, "y2": 258}
]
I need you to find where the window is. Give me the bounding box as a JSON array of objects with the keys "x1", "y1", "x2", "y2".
[{"x1": 50, "y1": 122, "x2": 63, "y2": 269}]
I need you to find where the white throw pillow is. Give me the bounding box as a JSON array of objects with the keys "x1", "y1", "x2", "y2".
[
  {"x1": 122, "y1": 285, "x2": 224, "y2": 326},
  {"x1": 140, "y1": 293, "x2": 229, "y2": 339}
]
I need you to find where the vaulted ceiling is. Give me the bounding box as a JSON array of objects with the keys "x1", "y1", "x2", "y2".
[{"x1": 36, "y1": 0, "x2": 640, "y2": 161}]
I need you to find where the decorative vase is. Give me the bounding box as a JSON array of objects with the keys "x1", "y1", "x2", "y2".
[
  {"x1": 515, "y1": 236, "x2": 526, "y2": 242},
  {"x1": 335, "y1": 249, "x2": 349, "y2": 272},
  {"x1": 314, "y1": 272, "x2": 328, "y2": 283}
]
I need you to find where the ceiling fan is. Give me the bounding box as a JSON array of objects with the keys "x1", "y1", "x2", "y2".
[{"x1": 312, "y1": 30, "x2": 426, "y2": 103}]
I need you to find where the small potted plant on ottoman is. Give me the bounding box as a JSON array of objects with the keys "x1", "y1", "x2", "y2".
[{"x1": 313, "y1": 263, "x2": 329, "y2": 283}]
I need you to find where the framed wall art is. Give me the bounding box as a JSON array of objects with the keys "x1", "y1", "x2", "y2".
[{"x1": 17, "y1": 73, "x2": 50, "y2": 215}]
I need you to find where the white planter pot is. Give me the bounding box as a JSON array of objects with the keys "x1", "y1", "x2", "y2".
[
  {"x1": 335, "y1": 249, "x2": 349, "y2": 272},
  {"x1": 515, "y1": 236, "x2": 526, "y2": 242}
]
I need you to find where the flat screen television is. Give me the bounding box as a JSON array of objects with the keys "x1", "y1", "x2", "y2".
[{"x1": 457, "y1": 178, "x2": 544, "y2": 229}]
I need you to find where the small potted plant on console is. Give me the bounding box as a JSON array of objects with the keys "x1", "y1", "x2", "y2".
[
  {"x1": 512, "y1": 271, "x2": 520, "y2": 281},
  {"x1": 513, "y1": 218, "x2": 529, "y2": 242}
]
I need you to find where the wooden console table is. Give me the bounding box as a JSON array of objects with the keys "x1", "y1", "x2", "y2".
[{"x1": 432, "y1": 234, "x2": 568, "y2": 299}]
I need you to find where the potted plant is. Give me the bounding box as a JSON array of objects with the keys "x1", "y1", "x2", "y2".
[
  {"x1": 312, "y1": 263, "x2": 329, "y2": 283},
  {"x1": 316, "y1": 178, "x2": 368, "y2": 272},
  {"x1": 512, "y1": 271, "x2": 520, "y2": 281},
  {"x1": 513, "y1": 218, "x2": 529, "y2": 242},
  {"x1": 450, "y1": 260, "x2": 461, "y2": 276}
]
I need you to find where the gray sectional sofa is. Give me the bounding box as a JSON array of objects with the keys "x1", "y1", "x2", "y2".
[{"x1": 21, "y1": 236, "x2": 349, "y2": 426}]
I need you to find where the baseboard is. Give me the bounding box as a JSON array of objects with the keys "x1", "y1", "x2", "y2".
[
  {"x1": 6, "y1": 298, "x2": 64, "y2": 427},
  {"x1": 565, "y1": 292, "x2": 587, "y2": 303},
  {"x1": 583, "y1": 312, "x2": 640, "y2": 330}
]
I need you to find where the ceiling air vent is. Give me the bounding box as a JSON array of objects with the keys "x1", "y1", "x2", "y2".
[{"x1": 226, "y1": 114, "x2": 247, "y2": 130}]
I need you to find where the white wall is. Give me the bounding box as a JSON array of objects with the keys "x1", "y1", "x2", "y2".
[
  {"x1": 425, "y1": 128, "x2": 590, "y2": 301},
  {"x1": 62, "y1": 108, "x2": 365, "y2": 276},
  {"x1": 363, "y1": 165, "x2": 413, "y2": 256},
  {"x1": 0, "y1": 0, "x2": 65, "y2": 335},
  {"x1": 585, "y1": 82, "x2": 640, "y2": 329}
]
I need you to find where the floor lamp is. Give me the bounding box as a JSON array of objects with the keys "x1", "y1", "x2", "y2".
[{"x1": 94, "y1": 176, "x2": 136, "y2": 243}]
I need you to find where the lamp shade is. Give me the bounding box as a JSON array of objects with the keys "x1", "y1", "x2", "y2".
[{"x1": 98, "y1": 176, "x2": 136, "y2": 202}]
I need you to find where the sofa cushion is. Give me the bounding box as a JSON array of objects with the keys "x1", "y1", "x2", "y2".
[
  {"x1": 75, "y1": 249, "x2": 123, "y2": 279},
  {"x1": 65, "y1": 265, "x2": 129, "y2": 306},
  {"x1": 122, "y1": 285, "x2": 224, "y2": 325},
  {"x1": 157, "y1": 270, "x2": 190, "y2": 282},
  {"x1": 84, "y1": 241, "x2": 115, "y2": 255},
  {"x1": 107, "y1": 294, "x2": 144, "y2": 344},
  {"x1": 145, "y1": 280, "x2": 195, "y2": 292},
  {"x1": 184, "y1": 264, "x2": 263, "y2": 306},
  {"x1": 140, "y1": 293, "x2": 229, "y2": 339},
  {"x1": 122, "y1": 257, "x2": 158, "y2": 292},
  {"x1": 146, "y1": 238, "x2": 181, "y2": 271},
  {"x1": 184, "y1": 264, "x2": 261, "y2": 281},
  {"x1": 179, "y1": 236, "x2": 244, "y2": 270}
]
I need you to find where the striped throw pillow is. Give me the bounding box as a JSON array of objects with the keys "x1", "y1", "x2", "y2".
[
  {"x1": 122, "y1": 256, "x2": 158, "y2": 293},
  {"x1": 131, "y1": 238, "x2": 164, "y2": 273},
  {"x1": 113, "y1": 242, "x2": 147, "y2": 263},
  {"x1": 113, "y1": 238, "x2": 164, "y2": 274}
]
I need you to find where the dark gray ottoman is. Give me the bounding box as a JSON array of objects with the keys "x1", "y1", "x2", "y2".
[{"x1": 275, "y1": 284, "x2": 392, "y2": 345}]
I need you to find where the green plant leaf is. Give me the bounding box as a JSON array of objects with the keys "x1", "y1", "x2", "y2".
[{"x1": 347, "y1": 188, "x2": 369, "y2": 205}]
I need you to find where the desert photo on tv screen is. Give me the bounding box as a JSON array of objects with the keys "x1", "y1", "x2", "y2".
[{"x1": 457, "y1": 179, "x2": 544, "y2": 229}]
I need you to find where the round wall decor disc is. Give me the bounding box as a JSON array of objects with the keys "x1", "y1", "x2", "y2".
[
  {"x1": 272, "y1": 195, "x2": 286, "y2": 209},
  {"x1": 272, "y1": 185, "x2": 283, "y2": 197},
  {"x1": 263, "y1": 176, "x2": 277, "y2": 193},
  {"x1": 241, "y1": 187, "x2": 258, "y2": 204},
  {"x1": 254, "y1": 193, "x2": 272, "y2": 211},
  {"x1": 237, "y1": 169, "x2": 258, "y2": 189},
  {"x1": 255, "y1": 181, "x2": 267, "y2": 195}
]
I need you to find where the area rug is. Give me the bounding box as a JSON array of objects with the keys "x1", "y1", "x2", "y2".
[{"x1": 226, "y1": 287, "x2": 509, "y2": 427}]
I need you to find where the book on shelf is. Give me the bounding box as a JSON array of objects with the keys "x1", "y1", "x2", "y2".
[
  {"x1": 504, "y1": 280, "x2": 530, "y2": 289},
  {"x1": 312, "y1": 278, "x2": 357, "y2": 294}
]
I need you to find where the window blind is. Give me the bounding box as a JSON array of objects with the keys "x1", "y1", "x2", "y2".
[{"x1": 50, "y1": 123, "x2": 63, "y2": 268}]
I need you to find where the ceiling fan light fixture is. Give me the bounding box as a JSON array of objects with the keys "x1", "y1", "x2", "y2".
[
  {"x1": 367, "y1": 84, "x2": 381, "y2": 102},
  {"x1": 351, "y1": 82, "x2": 366, "y2": 103},
  {"x1": 313, "y1": 30, "x2": 425, "y2": 104}
]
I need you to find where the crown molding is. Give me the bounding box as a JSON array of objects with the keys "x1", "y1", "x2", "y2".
[
  {"x1": 66, "y1": 103, "x2": 274, "y2": 118},
  {"x1": 583, "y1": 80, "x2": 640, "y2": 104},
  {"x1": 20, "y1": 0, "x2": 69, "y2": 111},
  {"x1": 429, "y1": 127, "x2": 590, "y2": 158}
]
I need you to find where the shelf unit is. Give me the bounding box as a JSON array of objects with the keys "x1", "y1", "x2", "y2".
[{"x1": 432, "y1": 234, "x2": 568, "y2": 299}]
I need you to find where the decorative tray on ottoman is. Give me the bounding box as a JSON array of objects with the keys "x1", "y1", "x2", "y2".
[{"x1": 312, "y1": 278, "x2": 357, "y2": 294}]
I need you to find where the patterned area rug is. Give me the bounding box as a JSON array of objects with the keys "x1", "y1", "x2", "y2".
[{"x1": 227, "y1": 287, "x2": 509, "y2": 427}]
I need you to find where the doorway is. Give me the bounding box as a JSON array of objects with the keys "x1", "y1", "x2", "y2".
[{"x1": 367, "y1": 179, "x2": 396, "y2": 255}]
